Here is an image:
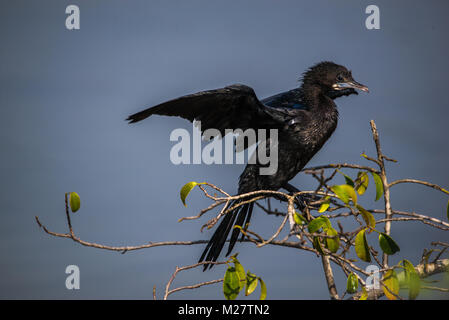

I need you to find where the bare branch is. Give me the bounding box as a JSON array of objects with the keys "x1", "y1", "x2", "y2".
[
  {"x1": 369, "y1": 120, "x2": 393, "y2": 268},
  {"x1": 302, "y1": 163, "x2": 379, "y2": 174},
  {"x1": 321, "y1": 255, "x2": 339, "y2": 300},
  {"x1": 389, "y1": 179, "x2": 449, "y2": 195},
  {"x1": 163, "y1": 261, "x2": 227, "y2": 300}
]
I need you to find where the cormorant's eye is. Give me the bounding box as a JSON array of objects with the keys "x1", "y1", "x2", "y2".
[{"x1": 336, "y1": 74, "x2": 343, "y2": 82}]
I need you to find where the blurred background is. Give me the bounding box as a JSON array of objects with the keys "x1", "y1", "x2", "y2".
[{"x1": 1, "y1": 0, "x2": 448, "y2": 299}]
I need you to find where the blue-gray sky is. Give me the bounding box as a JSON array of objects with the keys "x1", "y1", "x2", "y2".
[{"x1": 1, "y1": 0, "x2": 448, "y2": 299}]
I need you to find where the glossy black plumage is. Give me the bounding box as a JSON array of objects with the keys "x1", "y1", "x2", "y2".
[{"x1": 127, "y1": 61, "x2": 368, "y2": 269}]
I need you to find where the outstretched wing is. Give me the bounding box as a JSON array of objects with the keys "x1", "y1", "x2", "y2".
[{"x1": 127, "y1": 84, "x2": 281, "y2": 135}]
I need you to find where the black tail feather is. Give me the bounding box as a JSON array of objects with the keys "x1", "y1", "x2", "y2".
[
  {"x1": 199, "y1": 199, "x2": 254, "y2": 270},
  {"x1": 240, "y1": 202, "x2": 254, "y2": 242},
  {"x1": 226, "y1": 203, "x2": 249, "y2": 256},
  {"x1": 198, "y1": 209, "x2": 233, "y2": 263},
  {"x1": 227, "y1": 202, "x2": 254, "y2": 255}
]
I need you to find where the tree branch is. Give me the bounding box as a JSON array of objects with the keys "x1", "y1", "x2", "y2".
[{"x1": 369, "y1": 120, "x2": 393, "y2": 268}]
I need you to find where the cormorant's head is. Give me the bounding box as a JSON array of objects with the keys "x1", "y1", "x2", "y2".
[{"x1": 302, "y1": 61, "x2": 369, "y2": 99}]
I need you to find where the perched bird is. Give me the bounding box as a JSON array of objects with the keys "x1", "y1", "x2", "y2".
[{"x1": 127, "y1": 61, "x2": 368, "y2": 269}]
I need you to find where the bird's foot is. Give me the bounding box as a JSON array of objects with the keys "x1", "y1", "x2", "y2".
[
  {"x1": 294, "y1": 194, "x2": 322, "y2": 212},
  {"x1": 282, "y1": 183, "x2": 322, "y2": 221}
]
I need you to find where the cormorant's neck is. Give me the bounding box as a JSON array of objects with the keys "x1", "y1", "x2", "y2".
[{"x1": 301, "y1": 83, "x2": 334, "y2": 110}]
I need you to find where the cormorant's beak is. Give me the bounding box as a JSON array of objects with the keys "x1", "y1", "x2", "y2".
[{"x1": 333, "y1": 80, "x2": 369, "y2": 93}]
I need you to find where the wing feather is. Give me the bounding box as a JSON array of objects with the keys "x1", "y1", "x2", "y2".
[
  {"x1": 127, "y1": 85, "x2": 310, "y2": 148},
  {"x1": 127, "y1": 84, "x2": 277, "y2": 133}
]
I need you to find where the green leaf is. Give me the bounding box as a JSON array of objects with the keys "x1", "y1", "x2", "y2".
[
  {"x1": 346, "y1": 272, "x2": 359, "y2": 294},
  {"x1": 331, "y1": 184, "x2": 357, "y2": 205},
  {"x1": 379, "y1": 233, "x2": 400, "y2": 255},
  {"x1": 318, "y1": 196, "x2": 330, "y2": 213},
  {"x1": 401, "y1": 259, "x2": 421, "y2": 300},
  {"x1": 371, "y1": 173, "x2": 383, "y2": 201},
  {"x1": 356, "y1": 171, "x2": 369, "y2": 195},
  {"x1": 294, "y1": 212, "x2": 307, "y2": 226},
  {"x1": 232, "y1": 257, "x2": 246, "y2": 292},
  {"x1": 308, "y1": 216, "x2": 331, "y2": 233},
  {"x1": 223, "y1": 266, "x2": 241, "y2": 300},
  {"x1": 382, "y1": 269, "x2": 400, "y2": 300},
  {"x1": 69, "y1": 192, "x2": 80, "y2": 213},
  {"x1": 313, "y1": 237, "x2": 325, "y2": 255},
  {"x1": 325, "y1": 227, "x2": 339, "y2": 253},
  {"x1": 338, "y1": 170, "x2": 355, "y2": 187},
  {"x1": 259, "y1": 278, "x2": 267, "y2": 300},
  {"x1": 356, "y1": 204, "x2": 376, "y2": 231},
  {"x1": 359, "y1": 286, "x2": 368, "y2": 300},
  {"x1": 245, "y1": 271, "x2": 258, "y2": 296},
  {"x1": 355, "y1": 229, "x2": 371, "y2": 262},
  {"x1": 180, "y1": 181, "x2": 202, "y2": 207},
  {"x1": 408, "y1": 272, "x2": 421, "y2": 300}
]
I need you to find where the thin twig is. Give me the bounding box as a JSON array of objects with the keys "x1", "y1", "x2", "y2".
[
  {"x1": 302, "y1": 163, "x2": 379, "y2": 174},
  {"x1": 389, "y1": 179, "x2": 449, "y2": 195},
  {"x1": 163, "y1": 261, "x2": 227, "y2": 300},
  {"x1": 369, "y1": 120, "x2": 393, "y2": 268}
]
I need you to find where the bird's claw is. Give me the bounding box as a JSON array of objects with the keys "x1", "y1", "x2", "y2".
[{"x1": 294, "y1": 194, "x2": 322, "y2": 211}]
